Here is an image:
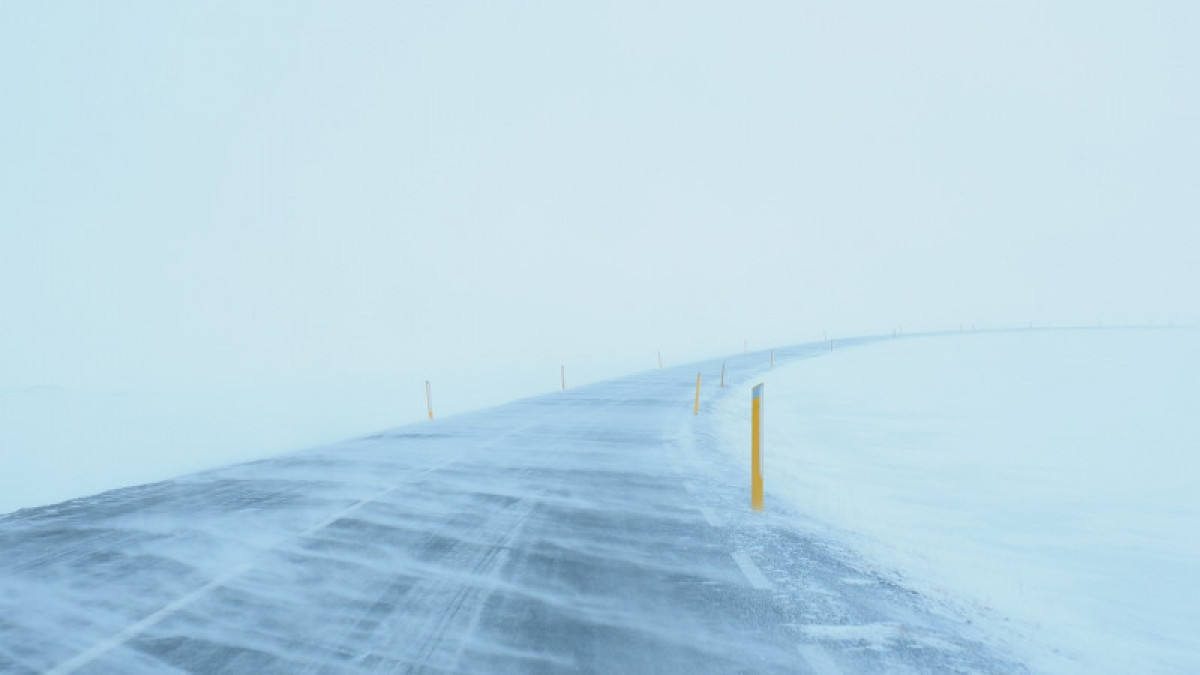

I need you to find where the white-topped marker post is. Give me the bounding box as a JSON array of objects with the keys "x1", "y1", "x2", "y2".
[{"x1": 752, "y1": 383, "x2": 764, "y2": 510}]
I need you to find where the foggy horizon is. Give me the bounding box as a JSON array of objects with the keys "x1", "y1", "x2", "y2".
[{"x1": 5, "y1": 2, "x2": 1198, "y2": 399}]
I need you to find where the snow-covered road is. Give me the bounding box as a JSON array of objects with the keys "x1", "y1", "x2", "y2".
[{"x1": 1, "y1": 340, "x2": 1021, "y2": 673}]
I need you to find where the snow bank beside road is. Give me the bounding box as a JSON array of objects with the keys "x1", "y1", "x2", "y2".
[{"x1": 715, "y1": 329, "x2": 1200, "y2": 673}]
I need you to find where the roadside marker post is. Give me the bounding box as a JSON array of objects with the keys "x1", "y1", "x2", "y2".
[
  {"x1": 770, "y1": 350, "x2": 774, "y2": 368},
  {"x1": 658, "y1": 350, "x2": 663, "y2": 369},
  {"x1": 694, "y1": 373, "x2": 702, "y2": 415},
  {"x1": 720, "y1": 361, "x2": 726, "y2": 387},
  {"x1": 425, "y1": 380, "x2": 434, "y2": 420},
  {"x1": 752, "y1": 383, "x2": 764, "y2": 510},
  {"x1": 561, "y1": 365, "x2": 566, "y2": 391}
]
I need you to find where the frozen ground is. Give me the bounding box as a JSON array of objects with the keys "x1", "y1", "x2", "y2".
[
  {"x1": 0, "y1": 342, "x2": 1024, "y2": 673},
  {"x1": 714, "y1": 328, "x2": 1200, "y2": 673}
]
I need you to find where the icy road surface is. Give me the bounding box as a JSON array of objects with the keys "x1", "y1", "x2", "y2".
[{"x1": 1, "y1": 340, "x2": 1022, "y2": 673}]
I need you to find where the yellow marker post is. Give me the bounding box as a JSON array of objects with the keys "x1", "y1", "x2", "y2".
[
  {"x1": 751, "y1": 383, "x2": 764, "y2": 510},
  {"x1": 693, "y1": 372, "x2": 702, "y2": 415},
  {"x1": 425, "y1": 380, "x2": 434, "y2": 420}
]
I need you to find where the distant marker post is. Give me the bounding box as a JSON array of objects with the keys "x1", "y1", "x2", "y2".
[
  {"x1": 658, "y1": 350, "x2": 663, "y2": 369},
  {"x1": 752, "y1": 383, "x2": 764, "y2": 510},
  {"x1": 561, "y1": 365, "x2": 566, "y2": 391},
  {"x1": 425, "y1": 380, "x2": 434, "y2": 420},
  {"x1": 720, "y1": 361, "x2": 726, "y2": 388},
  {"x1": 694, "y1": 372, "x2": 702, "y2": 415}
]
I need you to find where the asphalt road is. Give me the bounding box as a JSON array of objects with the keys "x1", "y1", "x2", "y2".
[{"x1": 0, "y1": 338, "x2": 1024, "y2": 673}]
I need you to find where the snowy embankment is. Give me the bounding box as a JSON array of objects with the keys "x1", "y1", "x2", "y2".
[{"x1": 715, "y1": 329, "x2": 1200, "y2": 673}]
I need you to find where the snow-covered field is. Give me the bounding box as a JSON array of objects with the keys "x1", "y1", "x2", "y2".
[
  {"x1": 715, "y1": 329, "x2": 1200, "y2": 673},
  {"x1": 0, "y1": 385, "x2": 378, "y2": 515}
]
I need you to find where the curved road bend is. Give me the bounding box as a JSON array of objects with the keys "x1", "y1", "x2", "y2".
[{"x1": 0, "y1": 335, "x2": 1025, "y2": 673}]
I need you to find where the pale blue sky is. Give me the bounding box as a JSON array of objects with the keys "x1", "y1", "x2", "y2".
[{"x1": 3, "y1": 2, "x2": 1198, "y2": 406}]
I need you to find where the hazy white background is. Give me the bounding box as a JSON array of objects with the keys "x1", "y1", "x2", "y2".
[{"x1": 2, "y1": 2, "x2": 1198, "y2": 510}]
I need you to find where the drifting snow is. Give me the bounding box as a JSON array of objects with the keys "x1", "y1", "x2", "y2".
[{"x1": 0, "y1": 360, "x2": 1024, "y2": 673}]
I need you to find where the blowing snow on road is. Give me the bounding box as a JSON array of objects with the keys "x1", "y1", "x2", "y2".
[{"x1": 1, "y1": 334, "x2": 1043, "y2": 674}]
